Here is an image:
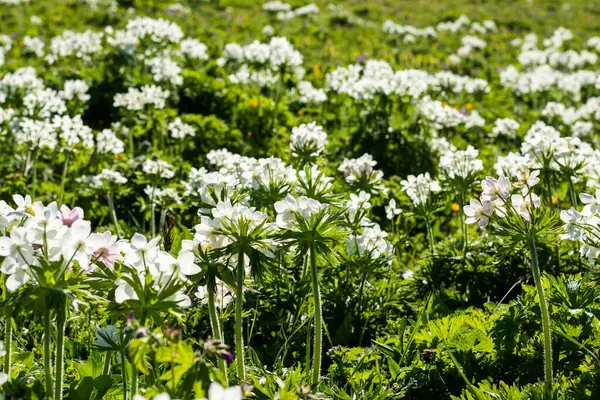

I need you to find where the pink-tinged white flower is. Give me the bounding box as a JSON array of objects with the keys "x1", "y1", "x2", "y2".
[
  {"x1": 514, "y1": 170, "x2": 540, "y2": 195},
  {"x1": 88, "y1": 231, "x2": 123, "y2": 269},
  {"x1": 481, "y1": 176, "x2": 511, "y2": 202},
  {"x1": 58, "y1": 205, "x2": 84, "y2": 226},
  {"x1": 511, "y1": 193, "x2": 541, "y2": 221},
  {"x1": 580, "y1": 189, "x2": 600, "y2": 216},
  {"x1": 464, "y1": 199, "x2": 493, "y2": 228}
]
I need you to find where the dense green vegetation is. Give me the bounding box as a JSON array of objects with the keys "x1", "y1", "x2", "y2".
[{"x1": 0, "y1": 0, "x2": 598, "y2": 399}]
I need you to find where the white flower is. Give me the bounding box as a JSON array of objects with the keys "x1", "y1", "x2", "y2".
[
  {"x1": 60, "y1": 80, "x2": 91, "y2": 102},
  {"x1": 385, "y1": 199, "x2": 402, "y2": 220},
  {"x1": 515, "y1": 170, "x2": 540, "y2": 195},
  {"x1": 113, "y1": 85, "x2": 170, "y2": 111},
  {"x1": 180, "y1": 38, "x2": 209, "y2": 60},
  {"x1": 511, "y1": 193, "x2": 541, "y2": 221},
  {"x1": 168, "y1": 117, "x2": 196, "y2": 139},
  {"x1": 87, "y1": 169, "x2": 128, "y2": 189},
  {"x1": 491, "y1": 118, "x2": 519, "y2": 138},
  {"x1": 147, "y1": 56, "x2": 183, "y2": 86},
  {"x1": 560, "y1": 208, "x2": 585, "y2": 241},
  {"x1": 290, "y1": 122, "x2": 328, "y2": 158},
  {"x1": 201, "y1": 382, "x2": 243, "y2": 400},
  {"x1": 464, "y1": 199, "x2": 493, "y2": 228},
  {"x1": 401, "y1": 173, "x2": 441, "y2": 207},
  {"x1": 440, "y1": 146, "x2": 483, "y2": 180},
  {"x1": 274, "y1": 194, "x2": 328, "y2": 230},
  {"x1": 481, "y1": 176, "x2": 511, "y2": 202},
  {"x1": 96, "y1": 129, "x2": 125, "y2": 154},
  {"x1": 142, "y1": 159, "x2": 175, "y2": 179},
  {"x1": 580, "y1": 190, "x2": 600, "y2": 216}
]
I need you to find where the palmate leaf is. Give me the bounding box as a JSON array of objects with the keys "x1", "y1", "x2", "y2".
[{"x1": 156, "y1": 341, "x2": 196, "y2": 390}]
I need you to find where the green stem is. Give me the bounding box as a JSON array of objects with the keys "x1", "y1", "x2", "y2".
[
  {"x1": 159, "y1": 208, "x2": 167, "y2": 234},
  {"x1": 459, "y1": 191, "x2": 468, "y2": 251},
  {"x1": 527, "y1": 232, "x2": 553, "y2": 393},
  {"x1": 305, "y1": 316, "x2": 312, "y2": 376},
  {"x1": 235, "y1": 249, "x2": 246, "y2": 382},
  {"x1": 207, "y1": 284, "x2": 228, "y2": 384},
  {"x1": 309, "y1": 242, "x2": 322, "y2": 384},
  {"x1": 130, "y1": 367, "x2": 138, "y2": 399},
  {"x1": 447, "y1": 350, "x2": 471, "y2": 388},
  {"x1": 356, "y1": 272, "x2": 367, "y2": 347},
  {"x1": 58, "y1": 153, "x2": 70, "y2": 206},
  {"x1": 43, "y1": 303, "x2": 53, "y2": 400},
  {"x1": 102, "y1": 352, "x2": 112, "y2": 376},
  {"x1": 150, "y1": 187, "x2": 156, "y2": 238},
  {"x1": 425, "y1": 213, "x2": 435, "y2": 254},
  {"x1": 31, "y1": 151, "x2": 38, "y2": 200},
  {"x1": 107, "y1": 193, "x2": 122, "y2": 238},
  {"x1": 121, "y1": 351, "x2": 128, "y2": 400},
  {"x1": 543, "y1": 167, "x2": 554, "y2": 208},
  {"x1": 54, "y1": 298, "x2": 66, "y2": 400},
  {"x1": 567, "y1": 175, "x2": 578, "y2": 208},
  {"x1": 4, "y1": 314, "x2": 11, "y2": 377}
]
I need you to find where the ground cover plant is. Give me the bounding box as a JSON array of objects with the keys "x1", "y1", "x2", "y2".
[{"x1": 0, "y1": 0, "x2": 599, "y2": 399}]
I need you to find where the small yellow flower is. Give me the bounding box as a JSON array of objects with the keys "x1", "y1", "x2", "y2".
[
  {"x1": 313, "y1": 64, "x2": 321, "y2": 77},
  {"x1": 451, "y1": 203, "x2": 460, "y2": 212},
  {"x1": 441, "y1": 101, "x2": 448, "y2": 107},
  {"x1": 249, "y1": 98, "x2": 259, "y2": 108},
  {"x1": 552, "y1": 196, "x2": 559, "y2": 204},
  {"x1": 465, "y1": 103, "x2": 473, "y2": 110}
]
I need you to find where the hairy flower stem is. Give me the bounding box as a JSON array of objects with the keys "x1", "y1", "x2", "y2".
[
  {"x1": 102, "y1": 352, "x2": 112, "y2": 376},
  {"x1": 207, "y1": 285, "x2": 228, "y2": 384},
  {"x1": 425, "y1": 214, "x2": 435, "y2": 254},
  {"x1": 130, "y1": 367, "x2": 137, "y2": 399},
  {"x1": 4, "y1": 314, "x2": 11, "y2": 376},
  {"x1": 543, "y1": 168, "x2": 554, "y2": 209},
  {"x1": 567, "y1": 175, "x2": 578, "y2": 208},
  {"x1": 107, "y1": 193, "x2": 122, "y2": 238},
  {"x1": 54, "y1": 298, "x2": 67, "y2": 400},
  {"x1": 58, "y1": 153, "x2": 70, "y2": 206},
  {"x1": 309, "y1": 242, "x2": 322, "y2": 384},
  {"x1": 235, "y1": 249, "x2": 246, "y2": 382},
  {"x1": 459, "y1": 191, "x2": 468, "y2": 252},
  {"x1": 150, "y1": 188, "x2": 156, "y2": 238},
  {"x1": 31, "y1": 151, "x2": 38, "y2": 199},
  {"x1": 121, "y1": 351, "x2": 128, "y2": 400},
  {"x1": 356, "y1": 272, "x2": 367, "y2": 346},
  {"x1": 43, "y1": 304, "x2": 53, "y2": 399},
  {"x1": 130, "y1": 313, "x2": 146, "y2": 398},
  {"x1": 527, "y1": 232, "x2": 553, "y2": 393}
]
